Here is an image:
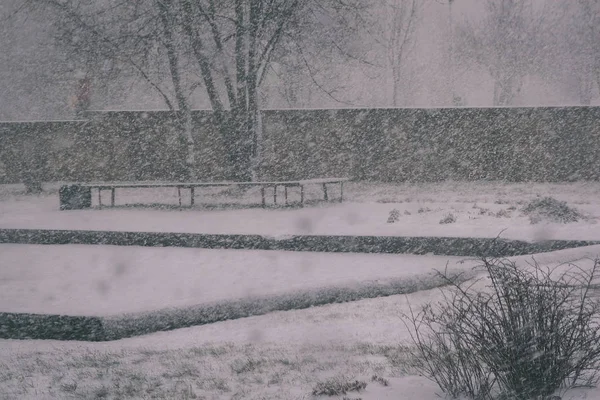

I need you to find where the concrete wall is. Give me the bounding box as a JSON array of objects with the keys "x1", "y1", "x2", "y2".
[{"x1": 1, "y1": 106, "x2": 599, "y2": 184}]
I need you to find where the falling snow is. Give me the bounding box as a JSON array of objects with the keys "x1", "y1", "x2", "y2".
[{"x1": 1, "y1": 1, "x2": 600, "y2": 399}]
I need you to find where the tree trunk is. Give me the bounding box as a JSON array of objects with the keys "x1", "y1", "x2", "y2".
[
  {"x1": 392, "y1": 65, "x2": 401, "y2": 107},
  {"x1": 228, "y1": 110, "x2": 253, "y2": 182},
  {"x1": 595, "y1": 69, "x2": 600, "y2": 104},
  {"x1": 251, "y1": 110, "x2": 263, "y2": 181},
  {"x1": 182, "y1": 108, "x2": 196, "y2": 181},
  {"x1": 22, "y1": 139, "x2": 44, "y2": 194},
  {"x1": 23, "y1": 174, "x2": 43, "y2": 194},
  {"x1": 493, "y1": 80, "x2": 513, "y2": 106},
  {"x1": 158, "y1": 0, "x2": 196, "y2": 181},
  {"x1": 210, "y1": 110, "x2": 249, "y2": 182},
  {"x1": 219, "y1": 0, "x2": 253, "y2": 182},
  {"x1": 247, "y1": 0, "x2": 260, "y2": 180}
]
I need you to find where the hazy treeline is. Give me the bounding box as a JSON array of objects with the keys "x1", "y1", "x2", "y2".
[{"x1": 0, "y1": 0, "x2": 598, "y2": 122}]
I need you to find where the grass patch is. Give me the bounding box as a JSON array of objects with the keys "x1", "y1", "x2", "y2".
[
  {"x1": 371, "y1": 374, "x2": 390, "y2": 386},
  {"x1": 160, "y1": 362, "x2": 200, "y2": 379},
  {"x1": 1, "y1": 340, "x2": 415, "y2": 399},
  {"x1": 59, "y1": 381, "x2": 78, "y2": 392},
  {"x1": 231, "y1": 358, "x2": 266, "y2": 374},
  {"x1": 312, "y1": 377, "x2": 368, "y2": 396},
  {"x1": 495, "y1": 209, "x2": 511, "y2": 218}
]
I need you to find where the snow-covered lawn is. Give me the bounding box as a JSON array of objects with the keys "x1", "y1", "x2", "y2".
[
  {"x1": 0, "y1": 244, "x2": 475, "y2": 316},
  {"x1": 1, "y1": 181, "x2": 599, "y2": 241},
  {"x1": 2, "y1": 246, "x2": 600, "y2": 399},
  {"x1": 2, "y1": 182, "x2": 600, "y2": 398}
]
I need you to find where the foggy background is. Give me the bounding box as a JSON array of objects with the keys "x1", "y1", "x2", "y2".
[{"x1": 0, "y1": 0, "x2": 597, "y2": 121}]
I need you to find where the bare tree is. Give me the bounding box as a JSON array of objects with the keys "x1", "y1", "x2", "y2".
[
  {"x1": 265, "y1": 0, "x2": 375, "y2": 109},
  {"x1": 0, "y1": 0, "x2": 79, "y2": 121},
  {"x1": 557, "y1": 0, "x2": 600, "y2": 104},
  {"x1": 179, "y1": 0, "x2": 306, "y2": 180},
  {"x1": 455, "y1": 0, "x2": 545, "y2": 106},
  {"x1": 21, "y1": 0, "x2": 366, "y2": 181},
  {"x1": 20, "y1": 0, "x2": 198, "y2": 178},
  {"x1": 383, "y1": 0, "x2": 420, "y2": 107}
]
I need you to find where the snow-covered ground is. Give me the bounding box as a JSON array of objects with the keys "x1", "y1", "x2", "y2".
[
  {"x1": 2, "y1": 182, "x2": 600, "y2": 399},
  {"x1": 1, "y1": 181, "x2": 600, "y2": 241},
  {"x1": 2, "y1": 246, "x2": 600, "y2": 399},
  {"x1": 0, "y1": 244, "x2": 475, "y2": 315}
]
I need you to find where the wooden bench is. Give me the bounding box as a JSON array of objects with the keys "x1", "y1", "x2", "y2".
[{"x1": 59, "y1": 178, "x2": 349, "y2": 210}]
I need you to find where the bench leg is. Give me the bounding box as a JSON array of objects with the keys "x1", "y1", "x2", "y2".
[
  {"x1": 190, "y1": 187, "x2": 195, "y2": 207},
  {"x1": 273, "y1": 185, "x2": 277, "y2": 205},
  {"x1": 111, "y1": 188, "x2": 115, "y2": 207},
  {"x1": 300, "y1": 185, "x2": 304, "y2": 207},
  {"x1": 284, "y1": 186, "x2": 288, "y2": 206},
  {"x1": 261, "y1": 187, "x2": 266, "y2": 208},
  {"x1": 177, "y1": 187, "x2": 182, "y2": 207},
  {"x1": 322, "y1": 183, "x2": 328, "y2": 201},
  {"x1": 98, "y1": 188, "x2": 102, "y2": 208},
  {"x1": 340, "y1": 181, "x2": 344, "y2": 203}
]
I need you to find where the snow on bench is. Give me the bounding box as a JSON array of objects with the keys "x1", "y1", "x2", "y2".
[{"x1": 59, "y1": 178, "x2": 349, "y2": 210}]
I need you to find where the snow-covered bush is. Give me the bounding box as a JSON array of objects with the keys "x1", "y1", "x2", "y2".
[
  {"x1": 387, "y1": 209, "x2": 401, "y2": 223},
  {"x1": 439, "y1": 213, "x2": 456, "y2": 224},
  {"x1": 522, "y1": 197, "x2": 583, "y2": 224},
  {"x1": 404, "y1": 258, "x2": 600, "y2": 400}
]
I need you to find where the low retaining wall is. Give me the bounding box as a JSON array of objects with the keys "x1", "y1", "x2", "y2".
[
  {"x1": 0, "y1": 228, "x2": 598, "y2": 257},
  {"x1": 0, "y1": 312, "x2": 104, "y2": 341},
  {"x1": 2, "y1": 228, "x2": 597, "y2": 342},
  {"x1": 0, "y1": 272, "x2": 471, "y2": 342}
]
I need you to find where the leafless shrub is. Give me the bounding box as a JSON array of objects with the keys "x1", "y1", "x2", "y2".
[{"x1": 404, "y1": 258, "x2": 600, "y2": 400}]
